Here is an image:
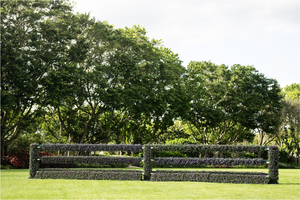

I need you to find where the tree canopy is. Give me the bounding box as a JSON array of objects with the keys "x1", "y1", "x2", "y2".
[
  {"x1": 1, "y1": 0, "x2": 92, "y2": 154},
  {"x1": 183, "y1": 61, "x2": 282, "y2": 145},
  {"x1": 283, "y1": 83, "x2": 300, "y2": 100},
  {"x1": 1, "y1": 0, "x2": 287, "y2": 154},
  {"x1": 274, "y1": 84, "x2": 300, "y2": 157}
]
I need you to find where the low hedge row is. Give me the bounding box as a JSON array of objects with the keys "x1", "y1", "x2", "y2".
[
  {"x1": 152, "y1": 170, "x2": 268, "y2": 175},
  {"x1": 35, "y1": 169, "x2": 142, "y2": 180},
  {"x1": 41, "y1": 156, "x2": 141, "y2": 166},
  {"x1": 151, "y1": 170, "x2": 269, "y2": 184},
  {"x1": 154, "y1": 157, "x2": 265, "y2": 167},
  {"x1": 152, "y1": 144, "x2": 263, "y2": 153},
  {"x1": 29, "y1": 143, "x2": 279, "y2": 184},
  {"x1": 41, "y1": 144, "x2": 143, "y2": 152}
]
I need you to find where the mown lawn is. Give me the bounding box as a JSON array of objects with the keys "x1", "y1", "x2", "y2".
[{"x1": 1, "y1": 168, "x2": 299, "y2": 199}]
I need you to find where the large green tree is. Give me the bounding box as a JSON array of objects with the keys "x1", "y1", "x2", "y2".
[
  {"x1": 42, "y1": 23, "x2": 188, "y2": 145},
  {"x1": 1, "y1": 0, "x2": 91, "y2": 154},
  {"x1": 283, "y1": 83, "x2": 300, "y2": 100},
  {"x1": 274, "y1": 84, "x2": 300, "y2": 158},
  {"x1": 184, "y1": 61, "x2": 282, "y2": 145}
]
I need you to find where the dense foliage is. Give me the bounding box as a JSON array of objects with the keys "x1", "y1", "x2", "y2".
[
  {"x1": 183, "y1": 61, "x2": 282, "y2": 145},
  {"x1": 273, "y1": 84, "x2": 300, "y2": 159},
  {"x1": 1, "y1": 0, "x2": 92, "y2": 154},
  {"x1": 1, "y1": 0, "x2": 293, "y2": 157},
  {"x1": 1, "y1": 150, "x2": 53, "y2": 169}
]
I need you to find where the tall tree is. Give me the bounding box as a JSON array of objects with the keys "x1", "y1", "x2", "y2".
[
  {"x1": 283, "y1": 83, "x2": 300, "y2": 100},
  {"x1": 43, "y1": 23, "x2": 188, "y2": 145},
  {"x1": 1, "y1": 0, "x2": 91, "y2": 154},
  {"x1": 184, "y1": 61, "x2": 282, "y2": 145},
  {"x1": 274, "y1": 84, "x2": 300, "y2": 157}
]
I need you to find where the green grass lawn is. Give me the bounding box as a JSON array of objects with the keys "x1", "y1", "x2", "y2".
[{"x1": 1, "y1": 168, "x2": 300, "y2": 199}]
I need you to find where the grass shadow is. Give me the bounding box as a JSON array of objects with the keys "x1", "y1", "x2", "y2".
[{"x1": 278, "y1": 183, "x2": 300, "y2": 185}]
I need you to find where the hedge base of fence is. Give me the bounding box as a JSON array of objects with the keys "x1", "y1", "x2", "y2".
[
  {"x1": 34, "y1": 169, "x2": 142, "y2": 181},
  {"x1": 150, "y1": 170, "x2": 269, "y2": 184}
]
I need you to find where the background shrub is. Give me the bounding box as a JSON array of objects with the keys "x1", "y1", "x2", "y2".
[
  {"x1": 279, "y1": 148, "x2": 289, "y2": 163},
  {"x1": 1, "y1": 151, "x2": 29, "y2": 168},
  {"x1": 152, "y1": 150, "x2": 187, "y2": 158},
  {"x1": 1, "y1": 150, "x2": 53, "y2": 169}
]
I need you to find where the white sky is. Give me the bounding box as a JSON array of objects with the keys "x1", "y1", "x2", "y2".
[{"x1": 73, "y1": 0, "x2": 300, "y2": 88}]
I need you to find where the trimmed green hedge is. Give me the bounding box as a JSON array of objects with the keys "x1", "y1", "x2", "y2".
[
  {"x1": 152, "y1": 144, "x2": 263, "y2": 153},
  {"x1": 151, "y1": 170, "x2": 269, "y2": 184},
  {"x1": 41, "y1": 156, "x2": 141, "y2": 166},
  {"x1": 41, "y1": 144, "x2": 142, "y2": 152},
  {"x1": 35, "y1": 169, "x2": 142, "y2": 180},
  {"x1": 29, "y1": 143, "x2": 279, "y2": 184},
  {"x1": 154, "y1": 157, "x2": 265, "y2": 167}
]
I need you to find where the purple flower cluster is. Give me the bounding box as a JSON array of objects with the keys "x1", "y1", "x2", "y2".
[
  {"x1": 41, "y1": 156, "x2": 141, "y2": 166},
  {"x1": 151, "y1": 170, "x2": 268, "y2": 184},
  {"x1": 143, "y1": 144, "x2": 152, "y2": 180},
  {"x1": 35, "y1": 169, "x2": 142, "y2": 180},
  {"x1": 268, "y1": 145, "x2": 279, "y2": 184},
  {"x1": 29, "y1": 143, "x2": 39, "y2": 179},
  {"x1": 153, "y1": 144, "x2": 263, "y2": 153},
  {"x1": 41, "y1": 144, "x2": 143, "y2": 152},
  {"x1": 154, "y1": 157, "x2": 265, "y2": 167}
]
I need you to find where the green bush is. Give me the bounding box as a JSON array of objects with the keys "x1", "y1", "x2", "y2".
[
  {"x1": 260, "y1": 148, "x2": 268, "y2": 159},
  {"x1": 245, "y1": 152, "x2": 257, "y2": 158},
  {"x1": 153, "y1": 150, "x2": 187, "y2": 158},
  {"x1": 165, "y1": 138, "x2": 199, "y2": 157},
  {"x1": 0, "y1": 165, "x2": 14, "y2": 169},
  {"x1": 165, "y1": 138, "x2": 197, "y2": 145},
  {"x1": 279, "y1": 162, "x2": 297, "y2": 169},
  {"x1": 279, "y1": 148, "x2": 289, "y2": 163}
]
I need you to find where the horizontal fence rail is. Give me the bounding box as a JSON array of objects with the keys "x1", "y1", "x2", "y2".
[
  {"x1": 41, "y1": 156, "x2": 141, "y2": 166},
  {"x1": 35, "y1": 169, "x2": 142, "y2": 180},
  {"x1": 151, "y1": 170, "x2": 269, "y2": 184},
  {"x1": 152, "y1": 144, "x2": 264, "y2": 153},
  {"x1": 154, "y1": 157, "x2": 266, "y2": 167},
  {"x1": 41, "y1": 144, "x2": 143, "y2": 152}
]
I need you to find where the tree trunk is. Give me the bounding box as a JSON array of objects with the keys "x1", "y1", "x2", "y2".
[
  {"x1": 67, "y1": 134, "x2": 71, "y2": 156},
  {"x1": 1, "y1": 143, "x2": 8, "y2": 156},
  {"x1": 58, "y1": 125, "x2": 62, "y2": 155}
]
